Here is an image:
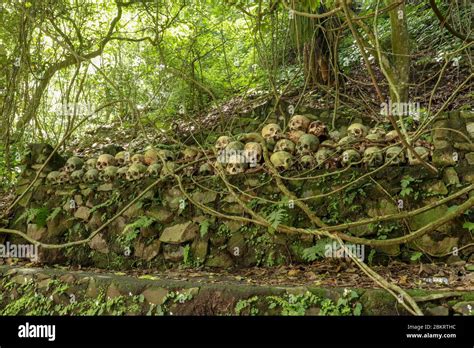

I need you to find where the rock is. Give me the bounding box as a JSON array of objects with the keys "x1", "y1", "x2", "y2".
[
  {"x1": 163, "y1": 187, "x2": 185, "y2": 210},
  {"x1": 191, "y1": 191, "x2": 217, "y2": 205},
  {"x1": 163, "y1": 244, "x2": 185, "y2": 262},
  {"x1": 426, "y1": 306, "x2": 449, "y2": 316},
  {"x1": 205, "y1": 251, "x2": 234, "y2": 268},
  {"x1": 142, "y1": 287, "x2": 169, "y2": 305},
  {"x1": 423, "y1": 181, "x2": 448, "y2": 195},
  {"x1": 109, "y1": 216, "x2": 127, "y2": 234},
  {"x1": 466, "y1": 152, "x2": 474, "y2": 165},
  {"x1": 191, "y1": 237, "x2": 208, "y2": 262},
  {"x1": 26, "y1": 223, "x2": 48, "y2": 241},
  {"x1": 413, "y1": 234, "x2": 458, "y2": 256},
  {"x1": 74, "y1": 206, "x2": 91, "y2": 221},
  {"x1": 106, "y1": 283, "x2": 122, "y2": 299},
  {"x1": 134, "y1": 239, "x2": 161, "y2": 261},
  {"x1": 11, "y1": 274, "x2": 33, "y2": 285},
  {"x1": 409, "y1": 204, "x2": 448, "y2": 230},
  {"x1": 375, "y1": 244, "x2": 400, "y2": 256},
  {"x1": 98, "y1": 183, "x2": 114, "y2": 191},
  {"x1": 443, "y1": 167, "x2": 460, "y2": 186},
  {"x1": 46, "y1": 214, "x2": 71, "y2": 239},
  {"x1": 123, "y1": 202, "x2": 143, "y2": 219},
  {"x1": 433, "y1": 140, "x2": 450, "y2": 150},
  {"x1": 466, "y1": 264, "x2": 474, "y2": 271},
  {"x1": 74, "y1": 194, "x2": 84, "y2": 206},
  {"x1": 37, "y1": 279, "x2": 52, "y2": 289},
  {"x1": 460, "y1": 111, "x2": 474, "y2": 121},
  {"x1": 159, "y1": 221, "x2": 198, "y2": 244},
  {"x1": 348, "y1": 224, "x2": 377, "y2": 237},
  {"x1": 367, "y1": 198, "x2": 398, "y2": 217},
  {"x1": 452, "y1": 301, "x2": 474, "y2": 316},
  {"x1": 88, "y1": 233, "x2": 109, "y2": 254},
  {"x1": 223, "y1": 220, "x2": 244, "y2": 233},
  {"x1": 88, "y1": 211, "x2": 103, "y2": 230},
  {"x1": 227, "y1": 232, "x2": 247, "y2": 258},
  {"x1": 432, "y1": 150, "x2": 456, "y2": 167},
  {"x1": 466, "y1": 122, "x2": 474, "y2": 138},
  {"x1": 59, "y1": 274, "x2": 76, "y2": 284},
  {"x1": 221, "y1": 203, "x2": 246, "y2": 215},
  {"x1": 146, "y1": 207, "x2": 174, "y2": 223}
]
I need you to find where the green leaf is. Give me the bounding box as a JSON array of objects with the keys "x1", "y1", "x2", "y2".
[
  {"x1": 410, "y1": 251, "x2": 423, "y2": 261},
  {"x1": 199, "y1": 219, "x2": 210, "y2": 237},
  {"x1": 463, "y1": 221, "x2": 474, "y2": 232}
]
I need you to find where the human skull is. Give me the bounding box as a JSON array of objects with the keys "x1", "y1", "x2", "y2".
[
  {"x1": 115, "y1": 151, "x2": 131, "y2": 166},
  {"x1": 96, "y1": 154, "x2": 116, "y2": 171},
  {"x1": 299, "y1": 155, "x2": 316, "y2": 169},
  {"x1": 57, "y1": 171, "x2": 70, "y2": 184},
  {"x1": 65, "y1": 156, "x2": 84, "y2": 173},
  {"x1": 408, "y1": 146, "x2": 430, "y2": 165},
  {"x1": 385, "y1": 130, "x2": 399, "y2": 142},
  {"x1": 143, "y1": 148, "x2": 159, "y2": 165},
  {"x1": 215, "y1": 136, "x2": 232, "y2": 154},
  {"x1": 337, "y1": 135, "x2": 358, "y2": 151},
  {"x1": 287, "y1": 130, "x2": 305, "y2": 143},
  {"x1": 46, "y1": 171, "x2": 61, "y2": 184},
  {"x1": 126, "y1": 163, "x2": 147, "y2": 181},
  {"x1": 147, "y1": 163, "x2": 162, "y2": 177},
  {"x1": 341, "y1": 149, "x2": 361, "y2": 166},
  {"x1": 199, "y1": 162, "x2": 213, "y2": 175},
  {"x1": 85, "y1": 158, "x2": 97, "y2": 171},
  {"x1": 315, "y1": 148, "x2": 334, "y2": 167},
  {"x1": 99, "y1": 166, "x2": 118, "y2": 182},
  {"x1": 329, "y1": 130, "x2": 342, "y2": 142},
  {"x1": 181, "y1": 148, "x2": 199, "y2": 161},
  {"x1": 362, "y1": 146, "x2": 384, "y2": 168},
  {"x1": 289, "y1": 115, "x2": 310, "y2": 132},
  {"x1": 160, "y1": 161, "x2": 176, "y2": 177},
  {"x1": 365, "y1": 127, "x2": 386, "y2": 143},
  {"x1": 466, "y1": 122, "x2": 474, "y2": 139},
  {"x1": 117, "y1": 166, "x2": 129, "y2": 180},
  {"x1": 262, "y1": 123, "x2": 283, "y2": 141},
  {"x1": 320, "y1": 140, "x2": 336, "y2": 148},
  {"x1": 296, "y1": 134, "x2": 319, "y2": 155},
  {"x1": 347, "y1": 123, "x2": 368, "y2": 139},
  {"x1": 244, "y1": 142, "x2": 262, "y2": 166},
  {"x1": 70, "y1": 169, "x2": 84, "y2": 184},
  {"x1": 131, "y1": 154, "x2": 145, "y2": 165},
  {"x1": 270, "y1": 151, "x2": 293, "y2": 171},
  {"x1": 385, "y1": 146, "x2": 406, "y2": 165},
  {"x1": 84, "y1": 169, "x2": 99, "y2": 183},
  {"x1": 157, "y1": 149, "x2": 175, "y2": 161},
  {"x1": 308, "y1": 120, "x2": 328, "y2": 138},
  {"x1": 225, "y1": 141, "x2": 245, "y2": 152},
  {"x1": 274, "y1": 139, "x2": 296, "y2": 154},
  {"x1": 226, "y1": 153, "x2": 247, "y2": 175}
]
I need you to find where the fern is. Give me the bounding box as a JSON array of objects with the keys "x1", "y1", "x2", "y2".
[
  {"x1": 265, "y1": 207, "x2": 288, "y2": 231},
  {"x1": 302, "y1": 238, "x2": 331, "y2": 262},
  {"x1": 199, "y1": 219, "x2": 210, "y2": 237},
  {"x1": 15, "y1": 207, "x2": 49, "y2": 227},
  {"x1": 119, "y1": 216, "x2": 155, "y2": 248}
]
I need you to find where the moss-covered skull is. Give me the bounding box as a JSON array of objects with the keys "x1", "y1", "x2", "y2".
[
  {"x1": 131, "y1": 153, "x2": 145, "y2": 165},
  {"x1": 115, "y1": 151, "x2": 131, "y2": 166},
  {"x1": 70, "y1": 169, "x2": 84, "y2": 183},
  {"x1": 385, "y1": 146, "x2": 406, "y2": 165},
  {"x1": 143, "y1": 148, "x2": 159, "y2": 165},
  {"x1": 296, "y1": 134, "x2": 319, "y2": 155},
  {"x1": 308, "y1": 120, "x2": 327, "y2": 138},
  {"x1": 84, "y1": 169, "x2": 99, "y2": 183},
  {"x1": 226, "y1": 153, "x2": 247, "y2": 175},
  {"x1": 117, "y1": 166, "x2": 129, "y2": 180},
  {"x1": 57, "y1": 171, "x2": 70, "y2": 184},
  {"x1": 365, "y1": 127, "x2": 386, "y2": 143},
  {"x1": 287, "y1": 130, "x2": 305, "y2": 143},
  {"x1": 215, "y1": 136, "x2": 232, "y2": 154},
  {"x1": 274, "y1": 139, "x2": 296, "y2": 154},
  {"x1": 85, "y1": 158, "x2": 97, "y2": 171},
  {"x1": 65, "y1": 156, "x2": 84, "y2": 173},
  {"x1": 315, "y1": 148, "x2": 333, "y2": 166},
  {"x1": 199, "y1": 162, "x2": 214, "y2": 175},
  {"x1": 99, "y1": 166, "x2": 119, "y2": 182},
  {"x1": 385, "y1": 130, "x2": 399, "y2": 142},
  {"x1": 181, "y1": 147, "x2": 199, "y2": 161},
  {"x1": 147, "y1": 163, "x2": 162, "y2": 177},
  {"x1": 341, "y1": 149, "x2": 361, "y2": 166},
  {"x1": 299, "y1": 154, "x2": 316, "y2": 169},
  {"x1": 96, "y1": 154, "x2": 116, "y2": 171},
  {"x1": 289, "y1": 115, "x2": 310, "y2": 132},
  {"x1": 347, "y1": 123, "x2": 368, "y2": 139},
  {"x1": 408, "y1": 146, "x2": 430, "y2": 165},
  {"x1": 160, "y1": 161, "x2": 176, "y2": 178},
  {"x1": 362, "y1": 146, "x2": 384, "y2": 167},
  {"x1": 157, "y1": 149, "x2": 176, "y2": 162},
  {"x1": 126, "y1": 163, "x2": 147, "y2": 181},
  {"x1": 244, "y1": 142, "x2": 262, "y2": 166},
  {"x1": 46, "y1": 171, "x2": 61, "y2": 184},
  {"x1": 270, "y1": 151, "x2": 293, "y2": 171},
  {"x1": 261, "y1": 123, "x2": 283, "y2": 141}
]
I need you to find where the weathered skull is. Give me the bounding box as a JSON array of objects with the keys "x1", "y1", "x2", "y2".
[
  {"x1": 46, "y1": 171, "x2": 61, "y2": 184},
  {"x1": 408, "y1": 146, "x2": 430, "y2": 165},
  {"x1": 385, "y1": 130, "x2": 399, "y2": 142},
  {"x1": 226, "y1": 154, "x2": 247, "y2": 175},
  {"x1": 262, "y1": 123, "x2": 283, "y2": 141},
  {"x1": 363, "y1": 146, "x2": 384, "y2": 168},
  {"x1": 315, "y1": 148, "x2": 333, "y2": 167},
  {"x1": 181, "y1": 148, "x2": 199, "y2": 161},
  {"x1": 85, "y1": 158, "x2": 97, "y2": 171},
  {"x1": 287, "y1": 130, "x2": 305, "y2": 144},
  {"x1": 466, "y1": 123, "x2": 474, "y2": 139},
  {"x1": 70, "y1": 169, "x2": 84, "y2": 184},
  {"x1": 329, "y1": 130, "x2": 342, "y2": 142},
  {"x1": 270, "y1": 151, "x2": 293, "y2": 171},
  {"x1": 341, "y1": 149, "x2": 361, "y2": 166},
  {"x1": 126, "y1": 163, "x2": 147, "y2": 181},
  {"x1": 289, "y1": 115, "x2": 310, "y2": 132},
  {"x1": 160, "y1": 161, "x2": 176, "y2": 177},
  {"x1": 274, "y1": 139, "x2": 296, "y2": 154},
  {"x1": 65, "y1": 156, "x2": 84, "y2": 173},
  {"x1": 347, "y1": 123, "x2": 368, "y2": 139},
  {"x1": 84, "y1": 169, "x2": 99, "y2": 183},
  {"x1": 117, "y1": 166, "x2": 129, "y2": 180},
  {"x1": 299, "y1": 155, "x2": 316, "y2": 169},
  {"x1": 337, "y1": 135, "x2": 358, "y2": 151},
  {"x1": 131, "y1": 154, "x2": 145, "y2": 165},
  {"x1": 57, "y1": 171, "x2": 70, "y2": 184},
  {"x1": 320, "y1": 140, "x2": 336, "y2": 148},
  {"x1": 99, "y1": 166, "x2": 118, "y2": 182},
  {"x1": 157, "y1": 149, "x2": 175, "y2": 162},
  {"x1": 199, "y1": 162, "x2": 213, "y2": 175},
  {"x1": 215, "y1": 136, "x2": 232, "y2": 154},
  {"x1": 115, "y1": 151, "x2": 131, "y2": 166},
  {"x1": 385, "y1": 146, "x2": 406, "y2": 165},
  {"x1": 144, "y1": 148, "x2": 159, "y2": 165},
  {"x1": 244, "y1": 142, "x2": 262, "y2": 166},
  {"x1": 96, "y1": 154, "x2": 116, "y2": 171},
  {"x1": 147, "y1": 163, "x2": 162, "y2": 177},
  {"x1": 296, "y1": 134, "x2": 319, "y2": 155},
  {"x1": 226, "y1": 141, "x2": 245, "y2": 152},
  {"x1": 308, "y1": 120, "x2": 328, "y2": 138},
  {"x1": 366, "y1": 127, "x2": 386, "y2": 143}
]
